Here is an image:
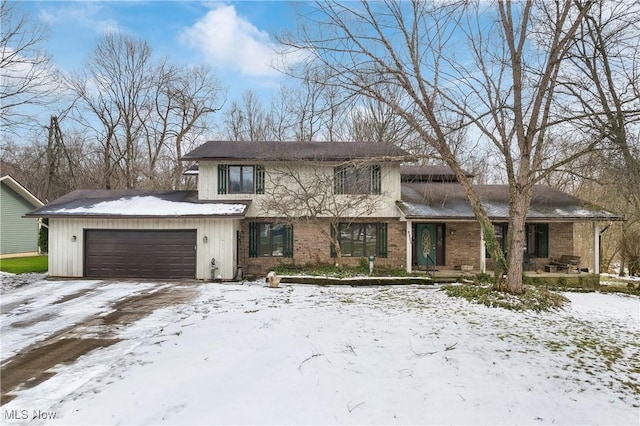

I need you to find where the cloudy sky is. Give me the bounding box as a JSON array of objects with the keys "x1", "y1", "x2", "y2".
[{"x1": 19, "y1": 1, "x2": 305, "y2": 103}]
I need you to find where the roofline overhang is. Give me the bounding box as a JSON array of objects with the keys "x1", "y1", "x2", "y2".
[
  {"x1": 24, "y1": 213, "x2": 247, "y2": 219},
  {"x1": 24, "y1": 198, "x2": 251, "y2": 220},
  {"x1": 1, "y1": 175, "x2": 45, "y2": 208},
  {"x1": 398, "y1": 214, "x2": 624, "y2": 222},
  {"x1": 181, "y1": 155, "x2": 411, "y2": 162}
]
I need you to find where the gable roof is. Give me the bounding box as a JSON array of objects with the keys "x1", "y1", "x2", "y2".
[
  {"x1": 182, "y1": 141, "x2": 410, "y2": 161},
  {"x1": 25, "y1": 190, "x2": 249, "y2": 219},
  {"x1": 398, "y1": 183, "x2": 622, "y2": 221},
  {"x1": 0, "y1": 175, "x2": 44, "y2": 208}
]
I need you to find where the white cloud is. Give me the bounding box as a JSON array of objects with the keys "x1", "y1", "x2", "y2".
[
  {"x1": 38, "y1": 3, "x2": 120, "y2": 35},
  {"x1": 179, "y1": 4, "x2": 288, "y2": 77}
]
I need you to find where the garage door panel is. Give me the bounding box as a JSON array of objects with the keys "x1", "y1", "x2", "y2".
[{"x1": 84, "y1": 230, "x2": 196, "y2": 279}]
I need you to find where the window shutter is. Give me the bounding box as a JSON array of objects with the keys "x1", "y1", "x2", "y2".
[
  {"x1": 283, "y1": 225, "x2": 294, "y2": 258},
  {"x1": 372, "y1": 165, "x2": 381, "y2": 195},
  {"x1": 218, "y1": 164, "x2": 228, "y2": 194},
  {"x1": 256, "y1": 165, "x2": 265, "y2": 194},
  {"x1": 539, "y1": 224, "x2": 549, "y2": 258},
  {"x1": 249, "y1": 222, "x2": 258, "y2": 258},
  {"x1": 377, "y1": 223, "x2": 388, "y2": 258},
  {"x1": 334, "y1": 166, "x2": 344, "y2": 194},
  {"x1": 330, "y1": 224, "x2": 337, "y2": 257}
]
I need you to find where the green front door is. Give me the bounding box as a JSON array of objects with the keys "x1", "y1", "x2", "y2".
[{"x1": 416, "y1": 224, "x2": 437, "y2": 267}]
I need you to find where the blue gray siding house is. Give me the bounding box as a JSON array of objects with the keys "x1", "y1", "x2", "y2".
[{"x1": 1, "y1": 175, "x2": 44, "y2": 257}]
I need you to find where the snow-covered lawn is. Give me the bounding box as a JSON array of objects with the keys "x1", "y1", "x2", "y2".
[{"x1": 2, "y1": 279, "x2": 639, "y2": 425}]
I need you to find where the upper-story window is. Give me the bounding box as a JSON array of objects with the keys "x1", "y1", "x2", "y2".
[
  {"x1": 334, "y1": 165, "x2": 381, "y2": 195},
  {"x1": 229, "y1": 165, "x2": 254, "y2": 193},
  {"x1": 218, "y1": 164, "x2": 265, "y2": 194}
]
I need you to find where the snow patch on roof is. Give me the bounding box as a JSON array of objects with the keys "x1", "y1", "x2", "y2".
[{"x1": 43, "y1": 196, "x2": 246, "y2": 217}]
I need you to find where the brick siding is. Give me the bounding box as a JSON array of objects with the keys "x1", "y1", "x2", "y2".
[
  {"x1": 442, "y1": 222, "x2": 481, "y2": 269},
  {"x1": 448, "y1": 221, "x2": 577, "y2": 272},
  {"x1": 240, "y1": 218, "x2": 406, "y2": 277},
  {"x1": 240, "y1": 219, "x2": 582, "y2": 276}
]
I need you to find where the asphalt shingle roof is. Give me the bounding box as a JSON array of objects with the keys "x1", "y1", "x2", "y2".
[
  {"x1": 25, "y1": 190, "x2": 250, "y2": 218},
  {"x1": 182, "y1": 141, "x2": 410, "y2": 161},
  {"x1": 398, "y1": 183, "x2": 622, "y2": 221}
]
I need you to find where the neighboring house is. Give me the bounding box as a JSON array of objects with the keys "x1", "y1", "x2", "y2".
[
  {"x1": 26, "y1": 141, "x2": 621, "y2": 280},
  {"x1": 1, "y1": 175, "x2": 44, "y2": 258}
]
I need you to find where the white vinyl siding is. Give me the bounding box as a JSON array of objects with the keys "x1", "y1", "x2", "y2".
[
  {"x1": 197, "y1": 161, "x2": 402, "y2": 219},
  {"x1": 48, "y1": 218, "x2": 239, "y2": 280}
]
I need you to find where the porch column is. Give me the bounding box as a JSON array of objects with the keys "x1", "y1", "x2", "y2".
[
  {"x1": 406, "y1": 220, "x2": 413, "y2": 272},
  {"x1": 480, "y1": 226, "x2": 486, "y2": 273},
  {"x1": 593, "y1": 222, "x2": 600, "y2": 274}
]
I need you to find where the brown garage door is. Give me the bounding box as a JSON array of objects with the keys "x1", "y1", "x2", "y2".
[{"x1": 84, "y1": 230, "x2": 197, "y2": 279}]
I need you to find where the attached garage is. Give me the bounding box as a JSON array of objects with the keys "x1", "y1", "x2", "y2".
[
  {"x1": 84, "y1": 230, "x2": 197, "y2": 279},
  {"x1": 25, "y1": 190, "x2": 249, "y2": 280}
]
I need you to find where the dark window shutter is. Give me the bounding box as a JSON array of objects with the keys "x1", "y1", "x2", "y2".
[
  {"x1": 330, "y1": 224, "x2": 337, "y2": 257},
  {"x1": 218, "y1": 164, "x2": 228, "y2": 194},
  {"x1": 256, "y1": 165, "x2": 265, "y2": 194},
  {"x1": 377, "y1": 223, "x2": 388, "y2": 258},
  {"x1": 372, "y1": 165, "x2": 381, "y2": 195},
  {"x1": 283, "y1": 225, "x2": 294, "y2": 257},
  {"x1": 249, "y1": 222, "x2": 258, "y2": 258},
  {"x1": 539, "y1": 224, "x2": 549, "y2": 258},
  {"x1": 334, "y1": 166, "x2": 344, "y2": 194}
]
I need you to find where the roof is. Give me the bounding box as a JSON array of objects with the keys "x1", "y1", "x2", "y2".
[
  {"x1": 0, "y1": 175, "x2": 44, "y2": 208},
  {"x1": 183, "y1": 164, "x2": 199, "y2": 176},
  {"x1": 182, "y1": 141, "x2": 410, "y2": 161},
  {"x1": 25, "y1": 190, "x2": 249, "y2": 218},
  {"x1": 398, "y1": 183, "x2": 622, "y2": 221},
  {"x1": 400, "y1": 165, "x2": 473, "y2": 183}
]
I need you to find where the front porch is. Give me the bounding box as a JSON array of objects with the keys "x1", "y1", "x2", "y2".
[{"x1": 405, "y1": 220, "x2": 606, "y2": 276}]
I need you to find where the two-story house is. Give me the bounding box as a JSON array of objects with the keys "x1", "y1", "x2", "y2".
[{"x1": 27, "y1": 141, "x2": 621, "y2": 280}]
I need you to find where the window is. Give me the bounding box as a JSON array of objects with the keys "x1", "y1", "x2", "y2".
[
  {"x1": 486, "y1": 223, "x2": 508, "y2": 258},
  {"x1": 249, "y1": 223, "x2": 293, "y2": 257},
  {"x1": 525, "y1": 224, "x2": 549, "y2": 258},
  {"x1": 334, "y1": 165, "x2": 381, "y2": 195},
  {"x1": 218, "y1": 165, "x2": 265, "y2": 194},
  {"x1": 331, "y1": 223, "x2": 387, "y2": 258},
  {"x1": 485, "y1": 223, "x2": 549, "y2": 258},
  {"x1": 229, "y1": 165, "x2": 253, "y2": 194}
]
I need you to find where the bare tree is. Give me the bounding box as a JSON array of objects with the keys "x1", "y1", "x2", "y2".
[
  {"x1": 1, "y1": 127, "x2": 103, "y2": 201},
  {"x1": 559, "y1": 1, "x2": 640, "y2": 275},
  {"x1": 280, "y1": 0, "x2": 599, "y2": 294},
  {"x1": 266, "y1": 86, "x2": 297, "y2": 141},
  {"x1": 69, "y1": 33, "x2": 222, "y2": 189},
  {"x1": 0, "y1": 0, "x2": 60, "y2": 135},
  {"x1": 349, "y1": 96, "x2": 414, "y2": 145},
  {"x1": 141, "y1": 63, "x2": 223, "y2": 188},
  {"x1": 223, "y1": 90, "x2": 269, "y2": 141}
]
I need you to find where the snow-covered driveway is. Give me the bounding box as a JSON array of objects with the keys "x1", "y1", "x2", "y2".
[{"x1": 1, "y1": 279, "x2": 639, "y2": 425}]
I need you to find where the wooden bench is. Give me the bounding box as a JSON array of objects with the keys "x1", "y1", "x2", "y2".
[{"x1": 548, "y1": 255, "x2": 581, "y2": 274}]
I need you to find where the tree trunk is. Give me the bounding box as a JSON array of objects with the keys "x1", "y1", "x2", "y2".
[
  {"x1": 104, "y1": 130, "x2": 112, "y2": 190},
  {"x1": 619, "y1": 226, "x2": 628, "y2": 277},
  {"x1": 502, "y1": 187, "x2": 533, "y2": 295},
  {"x1": 45, "y1": 115, "x2": 56, "y2": 200}
]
